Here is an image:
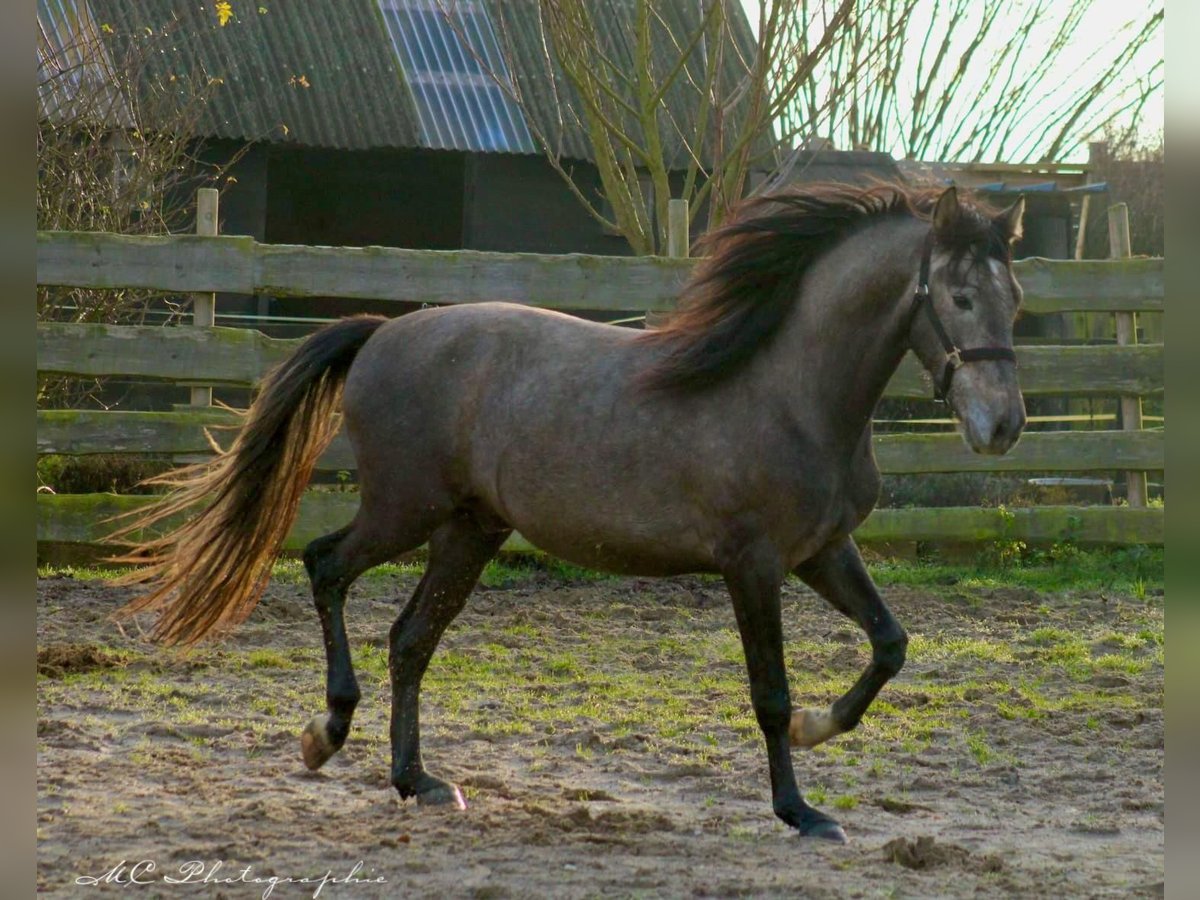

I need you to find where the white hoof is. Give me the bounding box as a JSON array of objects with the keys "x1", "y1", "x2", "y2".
[
  {"x1": 300, "y1": 714, "x2": 337, "y2": 770},
  {"x1": 789, "y1": 708, "x2": 840, "y2": 749}
]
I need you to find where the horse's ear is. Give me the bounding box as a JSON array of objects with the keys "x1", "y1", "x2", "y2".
[
  {"x1": 932, "y1": 187, "x2": 960, "y2": 235},
  {"x1": 994, "y1": 196, "x2": 1025, "y2": 243}
]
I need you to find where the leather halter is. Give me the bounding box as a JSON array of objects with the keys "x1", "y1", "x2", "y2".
[{"x1": 909, "y1": 232, "x2": 1017, "y2": 402}]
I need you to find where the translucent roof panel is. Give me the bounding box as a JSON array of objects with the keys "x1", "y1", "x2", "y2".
[{"x1": 378, "y1": 0, "x2": 535, "y2": 153}]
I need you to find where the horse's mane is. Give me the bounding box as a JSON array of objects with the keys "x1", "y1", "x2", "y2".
[{"x1": 638, "y1": 181, "x2": 1007, "y2": 391}]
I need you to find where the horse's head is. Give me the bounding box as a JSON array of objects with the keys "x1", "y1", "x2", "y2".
[{"x1": 908, "y1": 187, "x2": 1027, "y2": 455}]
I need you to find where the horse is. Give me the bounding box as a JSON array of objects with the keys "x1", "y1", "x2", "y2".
[{"x1": 114, "y1": 182, "x2": 1026, "y2": 844}]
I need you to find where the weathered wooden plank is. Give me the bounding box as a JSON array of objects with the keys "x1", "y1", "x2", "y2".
[
  {"x1": 886, "y1": 343, "x2": 1163, "y2": 398},
  {"x1": 36, "y1": 322, "x2": 294, "y2": 384},
  {"x1": 37, "y1": 232, "x2": 258, "y2": 294},
  {"x1": 872, "y1": 429, "x2": 1163, "y2": 474},
  {"x1": 38, "y1": 411, "x2": 1164, "y2": 476},
  {"x1": 37, "y1": 232, "x2": 1163, "y2": 314},
  {"x1": 255, "y1": 243, "x2": 696, "y2": 312},
  {"x1": 36, "y1": 409, "x2": 358, "y2": 472},
  {"x1": 855, "y1": 505, "x2": 1163, "y2": 545},
  {"x1": 36, "y1": 491, "x2": 361, "y2": 549},
  {"x1": 37, "y1": 493, "x2": 1163, "y2": 549},
  {"x1": 36, "y1": 323, "x2": 1166, "y2": 396},
  {"x1": 37, "y1": 231, "x2": 695, "y2": 311},
  {"x1": 1011, "y1": 257, "x2": 1163, "y2": 313}
]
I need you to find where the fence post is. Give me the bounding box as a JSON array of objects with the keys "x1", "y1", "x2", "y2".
[
  {"x1": 189, "y1": 188, "x2": 219, "y2": 407},
  {"x1": 1107, "y1": 202, "x2": 1146, "y2": 507},
  {"x1": 643, "y1": 198, "x2": 690, "y2": 330},
  {"x1": 667, "y1": 198, "x2": 689, "y2": 259}
]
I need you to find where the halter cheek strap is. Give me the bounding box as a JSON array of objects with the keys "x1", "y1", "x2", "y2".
[{"x1": 910, "y1": 233, "x2": 1017, "y2": 402}]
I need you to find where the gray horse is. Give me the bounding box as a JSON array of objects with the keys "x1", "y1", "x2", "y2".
[{"x1": 116, "y1": 183, "x2": 1026, "y2": 843}]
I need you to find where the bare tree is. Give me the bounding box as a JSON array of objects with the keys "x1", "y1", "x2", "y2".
[
  {"x1": 440, "y1": 0, "x2": 863, "y2": 255},
  {"x1": 37, "y1": 15, "x2": 238, "y2": 325},
  {"x1": 790, "y1": 0, "x2": 1163, "y2": 163},
  {"x1": 37, "y1": 14, "x2": 241, "y2": 406}
]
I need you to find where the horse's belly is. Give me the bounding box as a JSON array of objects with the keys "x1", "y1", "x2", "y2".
[{"x1": 511, "y1": 519, "x2": 717, "y2": 577}]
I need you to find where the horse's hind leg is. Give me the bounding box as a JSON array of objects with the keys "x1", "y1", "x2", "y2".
[
  {"x1": 792, "y1": 535, "x2": 908, "y2": 748},
  {"x1": 389, "y1": 513, "x2": 508, "y2": 808},
  {"x1": 300, "y1": 521, "x2": 407, "y2": 770}
]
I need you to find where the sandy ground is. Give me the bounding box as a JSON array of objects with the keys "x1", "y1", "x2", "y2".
[{"x1": 37, "y1": 566, "x2": 1163, "y2": 898}]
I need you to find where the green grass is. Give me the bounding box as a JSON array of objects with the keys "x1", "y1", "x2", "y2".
[
  {"x1": 868, "y1": 545, "x2": 1163, "y2": 596},
  {"x1": 40, "y1": 544, "x2": 1163, "y2": 597}
]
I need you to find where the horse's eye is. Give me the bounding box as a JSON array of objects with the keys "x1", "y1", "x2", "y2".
[{"x1": 953, "y1": 294, "x2": 973, "y2": 310}]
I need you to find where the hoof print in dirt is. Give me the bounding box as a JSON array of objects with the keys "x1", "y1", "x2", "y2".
[{"x1": 883, "y1": 835, "x2": 1003, "y2": 873}]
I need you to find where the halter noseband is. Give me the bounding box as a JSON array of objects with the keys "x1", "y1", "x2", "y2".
[{"x1": 909, "y1": 232, "x2": 1017, "y2": 402}]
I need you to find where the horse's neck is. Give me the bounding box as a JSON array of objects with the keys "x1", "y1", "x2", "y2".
[{"x1": 756, "y1": 216, "x2": 925, "y2": 447}]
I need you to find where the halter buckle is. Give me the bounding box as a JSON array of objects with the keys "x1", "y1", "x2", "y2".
[{"x1": 945, "y1": 347, "x2": 962, "y2": 369}]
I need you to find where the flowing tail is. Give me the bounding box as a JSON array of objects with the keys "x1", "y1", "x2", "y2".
[{"x1": 110, "y1": 315, "x2": 388, "y2": 645}]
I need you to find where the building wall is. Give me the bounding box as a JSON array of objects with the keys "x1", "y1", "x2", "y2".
[
  {"x1": 463, "y1": 154, "x2": 633, "y2": 256},
  {"x1": 265, "y1": 146, "x2": 465, "y2": 249}
]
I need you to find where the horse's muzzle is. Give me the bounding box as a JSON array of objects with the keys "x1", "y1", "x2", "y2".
[
  {"x1": 953, "y1": 369, "x2": 1026, "y2": 455},
  {"x1": 963, "y1": 404, "x2": 1026, "y2": 455}
]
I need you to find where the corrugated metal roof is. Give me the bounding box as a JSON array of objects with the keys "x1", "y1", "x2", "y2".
[
  {"x1": 37, "y1": 0, "x2": 133, "y2": 127},
  {"x1": 487, "y1": 0, "x2": 768, "y2": 167},
  {"x1": 84, "y1": 0, "x2": 423, "y2": 150},
  {"x1": 39, "y1": 0, "x2": 769, "y2": 165}
]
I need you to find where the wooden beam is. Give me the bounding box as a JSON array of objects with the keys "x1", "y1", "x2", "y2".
[
  {"x1": 36, "y1": 409, "x2": 357, "y2": 472},
  {"x1": 37, "y1": 411, "x2": 1164, "y2": 476},
  {"x1": 37, "y1": 323, "x2": 1165, "y2": 397},
  {"x1": 188, "y1": 188, "x2": 219, "y2": 408},
  {"x1": 667, "y1": 199, "x2": 689, "y2": 259},
  {"x1": 36, "y1": 322, "x2": 294, "y2": 385},
  {"x1": 871, "y1": 429, "x2": 1163, "y2": 474},
  {"x1": 887, "y1": 343, "x2": 1162, "y2": 398},
  {"x1": 1108, "y1": 202, "x2": 1147, "y2": 508},
  {"x1": 854, "y1": 505, "x2": 1162, "y2": 545},
  {"x1": 36, "y1": 493, "x2": 1163, "y2": 549},
  {"x1": 37, "y1": 231, "x2": 1163, "y2": 314}
]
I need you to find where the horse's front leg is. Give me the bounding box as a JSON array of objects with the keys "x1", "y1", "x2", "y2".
[
  {"x1": 721, "y1": 539, "x2": 847, "y2": 843},
  {"x1": 792, "y1": 535, "x2": 908, "y2": 748}
]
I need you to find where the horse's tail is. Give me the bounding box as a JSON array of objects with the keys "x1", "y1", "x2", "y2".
[{"x1": 110, "y1": 314, "x2": 388, "y2": 645}]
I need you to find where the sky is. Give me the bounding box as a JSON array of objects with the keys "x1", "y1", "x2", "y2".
[{"x1": 741, "y1": 0, "x2": 1164, "y2": 162}]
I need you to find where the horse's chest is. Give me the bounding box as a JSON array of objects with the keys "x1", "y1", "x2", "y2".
[{"x1": 772, "y1": 450, "x2": 879, "y2": 562}]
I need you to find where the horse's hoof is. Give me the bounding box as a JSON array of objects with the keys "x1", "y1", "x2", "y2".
[
  {"x1": 789, "y1": 708, "x2": 840, "y2": 749},
  {"x1": 300, "y1": 714, "x2": 337, "y2": 770},
  {"x1": 416, "y1": 782, "x2": 467, "y2": 810},
  {"x1": 802, "y1": 819, "x2": 849, "y2": 844}
]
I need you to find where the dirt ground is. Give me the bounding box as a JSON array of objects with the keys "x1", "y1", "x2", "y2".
[{"x1": 37, "y1": 565, "x2": 1163, "y2": 898}]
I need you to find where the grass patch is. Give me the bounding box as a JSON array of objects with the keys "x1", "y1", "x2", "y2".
[
  {"x1": 868, "y1": 545, "x2": 1162, "y2": 596},
  {"x1": 39, "y1": 545, "x2": 1163, "y2": 599},
  {"x1": 246, "y1": 649, "x2": 290, "y2": 669}
]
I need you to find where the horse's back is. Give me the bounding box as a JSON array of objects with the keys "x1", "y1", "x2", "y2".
[
  {"x1": 340, "y1": 303, "x2": 636, "y2": 502},
  {"x1": 337, "y1": 304, "x2": 728, "y2": 570}
]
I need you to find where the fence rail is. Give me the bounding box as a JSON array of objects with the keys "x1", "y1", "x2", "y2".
[
  {"x1": 37, "y1": 229, "x2": 1165, "y2": 550},
  {"x1": 37, "y1": 322, "x2": 1165, "y2": 397},
  {"x1": 36, "y1": 409, "x2": 1163, "y2": 476},
  {"x1": 37, "y1": 493, "x2": 1163, "y2": 549},
  {"x1": 39, "y1": 230, "x2": 1164, "y2": 313}
]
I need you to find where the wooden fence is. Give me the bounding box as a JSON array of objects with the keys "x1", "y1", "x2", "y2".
[{"x1": 36, "y1": 229, "x2": 1165, "y2": 551}]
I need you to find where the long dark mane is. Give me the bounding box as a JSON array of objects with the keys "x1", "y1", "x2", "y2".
[{"x1": 638, "y1": 182, "x2": 1005, "y2": 391}]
